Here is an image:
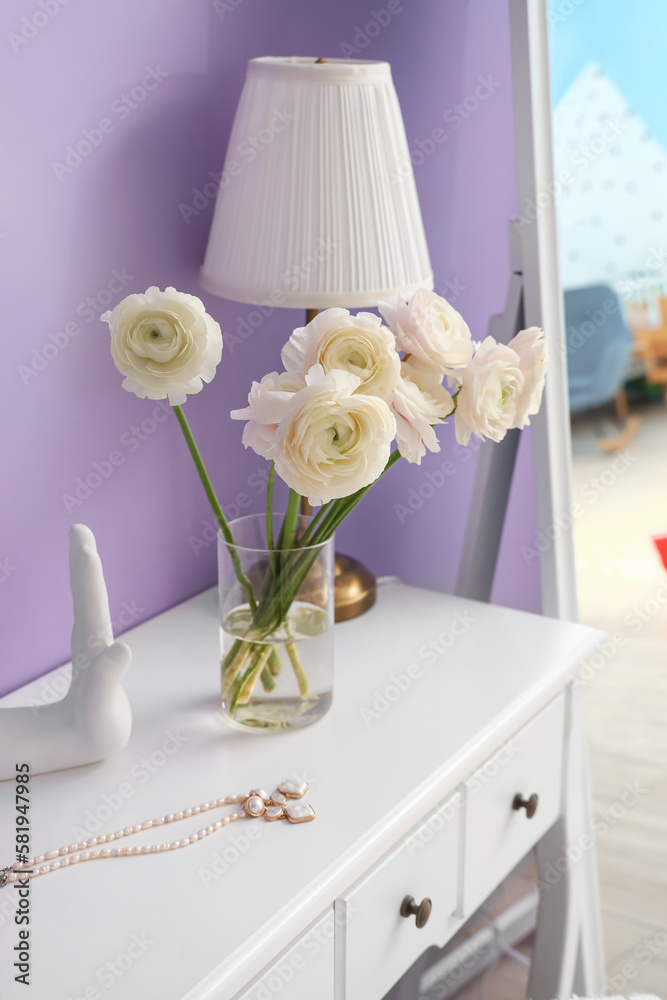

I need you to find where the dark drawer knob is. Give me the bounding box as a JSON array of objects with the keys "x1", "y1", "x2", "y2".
[
  {"x1": 400, "y1": 895, "x2": 432, "y2": 928},
  {"x1": 513, "y1": 792, "x2": 539, "y2": 818}
]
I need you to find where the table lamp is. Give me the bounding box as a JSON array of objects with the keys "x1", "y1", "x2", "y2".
[{"x1": 201, "y1": 56, "x2": 433, "y2": 620}]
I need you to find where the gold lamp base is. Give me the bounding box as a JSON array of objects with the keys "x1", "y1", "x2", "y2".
[{"x1": 334, "y1": 553, "x2": 376, "y2": 622}]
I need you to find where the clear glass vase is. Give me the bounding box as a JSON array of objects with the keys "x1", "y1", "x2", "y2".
[{"x1": 218, "y1": 514, "x2": 334, "y2": 731}]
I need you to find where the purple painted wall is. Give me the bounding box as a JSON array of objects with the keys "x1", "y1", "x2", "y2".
[{"x1": 0, "y1": 0, "x2": 539, "y2": 697}]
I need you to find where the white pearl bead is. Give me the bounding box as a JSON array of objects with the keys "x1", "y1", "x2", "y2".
[
  {"x1": 86, "y1": 838, "x2": 98, "y2": 847},
  {"x1": 59, "y1": 846, "x2": 68, "y2": 856},
  {"x1": 97, "y1": 835, "x2": 106, "y2": 844},
  {"x1": 169, "y1": 841, "x2": 179, "y2": 850},
  {"x1": 179, "y1": 838, "x2": 189, "y2": 847},
  {"x1": 192, "y1": 806, "x2": 201, "y2": 815},
  {"x1": 51, "y1": 861, "x2": 60, "y2": 870},
  {"x1": 183, "y1": 808, "x2": 192, "y2": 818},
  {"x1": 44, "y1": 850, "x2": 59, "y2": 860},
  {"x1": 149, "y1": 845, "x2": 158, "y2": 853},
  {"x1": 173, "y1": 811, "x2": 183, "y2": 821},
  {"x1": 189, "y1": 834, "x2": 199, "y2": 843},
  {"x1": 165, "y1": 814, "x2": 174, "y2": 823},
  {"x1": 132, "y1": 824, "x2": 142, "y2": 834},
  {"x1": 7, "y1": 873, "x2": 17, "y2": 883},
  {"x1": 100, "y1": 849, "x2": 111, "y2": 858},
  {"x1": 68, "y1": 844, "x2": 78, "y2": 853},
  {"x1": 224, "y1": 795, "x2": 236, "y2": 804},
  {"x1": 89, "y1": 850, "x2": 100, "y2": 860},
  {"x1": 214, "y1": 820, "x2": 223, "y2": 829},
  {"x1": 123, "y1": 827, "x2": 133, "y2": 836},
  {"x1": 140, "y1": 845, "x2": 150, "y2": 854},
  {"x1": 70, "y1": 855, "x2": 80, "y2": 864},
  {"x1": 160, "y1": 844, "x2": 169, "y2": 851},
  {"x1": 110, "y1": 849, "x2": 120, "y2": 857},
  {"x1": 153, "y1": 817, "x2": 164, "y2": 826},
  {"x1": 39, "y1": 865, "x2": 50, "y2": 874},
  {"x1": 206, "y1": 825, "x2": 214, "y2": 835},
  {"x1": 141, "y1": 820, "x2": 152, "y2": 829},
  {"x1": 79, "y1": 852, "x2": 90, "y2": 861},
  {"x1": 34, "y1": 855, "x2": 44, "y2": 864},
  {"x1": 60, "y1": 857, "x2": 69, "y2": 866},
  {"x1": 77, "y1": 842, "x2": 88, "y2": 851}
]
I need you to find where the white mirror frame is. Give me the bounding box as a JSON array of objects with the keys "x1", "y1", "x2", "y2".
[{"x1": 510, "y1": 0, "x2": 578, "y2": 622}]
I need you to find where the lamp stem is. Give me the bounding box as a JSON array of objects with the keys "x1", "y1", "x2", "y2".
[{"x1": 300, "y1": 308, "x2": 320, "y2": 518}]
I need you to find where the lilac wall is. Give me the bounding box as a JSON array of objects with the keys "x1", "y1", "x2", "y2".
[{"x1": 0, "y1": 0, "x2": 540, "y2": 697}]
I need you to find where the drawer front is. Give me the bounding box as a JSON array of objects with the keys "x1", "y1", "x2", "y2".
[
  {"x1": 234, "y1": 909, "x2": 335, "y2": 1000},
  {"x1": 462, "y1": 694, "x2": 565, "y2": 916},
  {"x1": 337, "y1": 795, "x2": 460, "y2": 1000}
]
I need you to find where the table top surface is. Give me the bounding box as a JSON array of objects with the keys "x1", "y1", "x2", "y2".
[{"x1": 0, "y1": 582, "x2": 601, "y2": 1000}]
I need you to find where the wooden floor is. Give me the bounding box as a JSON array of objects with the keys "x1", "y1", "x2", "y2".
[{"x1": 449, "y1": 406, "x2": 667, "y2": 999}]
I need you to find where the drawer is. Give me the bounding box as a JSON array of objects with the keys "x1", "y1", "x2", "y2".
[
  {"x1": 337, "y1": 794, "x2": 460, "y2": 1000},
  {"x1": 234, "y1": 909, "x2": 334, "y2": 1000},
  {"x1": 462, "y1": 694, "x2": 565, "y2": 916}
]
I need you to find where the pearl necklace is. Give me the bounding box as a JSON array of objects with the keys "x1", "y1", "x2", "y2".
[{"x1": 1, "y1": 779, "x2": 315, "y2": 888}]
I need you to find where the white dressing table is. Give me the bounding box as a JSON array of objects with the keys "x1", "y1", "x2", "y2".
[{"x1": 0, "y1": 582, "x2": 605, "y2": 999}]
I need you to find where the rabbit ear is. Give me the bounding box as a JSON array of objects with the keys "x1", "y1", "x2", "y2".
[{"x1": 69, "y1": 524, "x2": 114, "y2": 667}]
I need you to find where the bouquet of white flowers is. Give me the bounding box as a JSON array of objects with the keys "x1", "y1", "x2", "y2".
[{"x1": 103, "y1": 286, "x2": 546, "y2": 727}]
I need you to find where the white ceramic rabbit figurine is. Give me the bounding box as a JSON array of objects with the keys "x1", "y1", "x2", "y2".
[{"x1": 0, "y1": 524, "x2": 132, "y2": 780}]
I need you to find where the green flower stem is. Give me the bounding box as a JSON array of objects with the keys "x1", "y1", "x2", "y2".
[
  {"x1": 285, "y1": 642, "x2": 309, "y2": 697},
  {"x1": 221, "y1": 640, "x2": 253, "y2": 699},
  {"x1": 268, "y1": 647, "x2": 283, "y2": 677},
  {"x1": 173, "y1": 405, "x2": 257, "y2": 613},
  {"x1": 266, "y1": 462, "x2": 276, "y2": 573},
  {"x1": 234, "y1": 645, "x2": 273, "y2": 708}
]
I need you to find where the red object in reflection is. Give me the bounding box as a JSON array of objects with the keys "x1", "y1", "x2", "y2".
[{"x1": 653, "y1": 536, "x2": 667, "y2": 571}]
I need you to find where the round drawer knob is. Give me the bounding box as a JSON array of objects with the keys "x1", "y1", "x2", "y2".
[
  {"x1": 400, "y1": 894, "x2": 432, "y2": 928},
  {"x1": 512, "y1": 792, "x2": 539, "y2": 818}
]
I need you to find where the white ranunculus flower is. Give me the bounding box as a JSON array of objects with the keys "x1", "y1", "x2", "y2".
[
  {"x1": 281, "y1": 307, "x2": 401, "y2": 400},
  {"x1": 102, "y1": 286, "x2": 223, "y2": 406},
  {"x1": 454, "y1": 337, "x2": 524, "y2": 446},
  {"x1": 273, "y1": 365, "x2": 397, "y2": 505},
  {"x1": 508, "y1": 326, "x2": 547, "y2": 428},
  {"x1": 391, "y1": 359, "x2": 454, "y2": 464},
  {"x1": 379, "y1": 288, "x2": 473, "y2": 379},
  {"x1": 230, "y1": 371, "x2": 304, "y2": 459}
]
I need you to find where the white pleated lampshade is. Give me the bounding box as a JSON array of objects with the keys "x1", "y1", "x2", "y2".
[{"x1": 200, "y1": 57, "x2": 433, "y2": 309}]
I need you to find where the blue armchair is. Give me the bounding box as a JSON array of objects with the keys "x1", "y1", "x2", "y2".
[{"x1": 563, "y1": 284, "x2": 632, "y2": 413}]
